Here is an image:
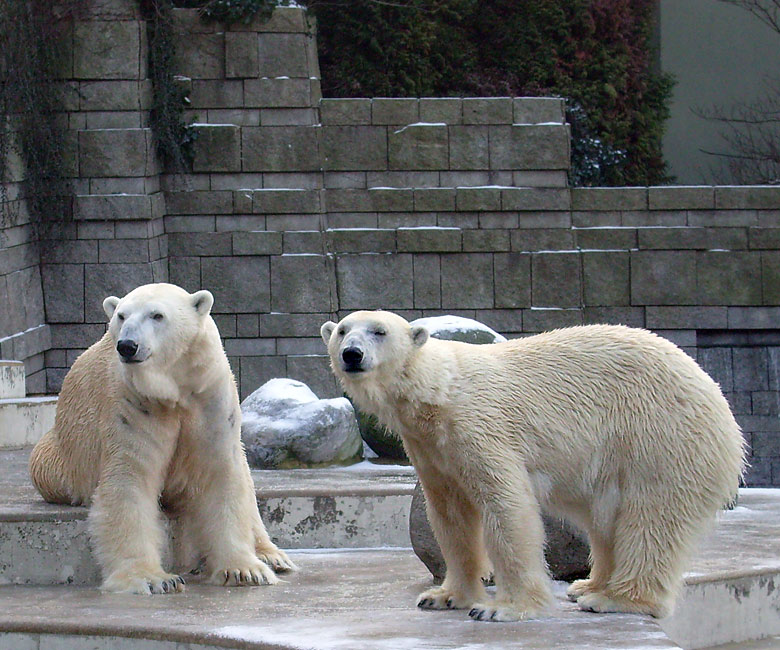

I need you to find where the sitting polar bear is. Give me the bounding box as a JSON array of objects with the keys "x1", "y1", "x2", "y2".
[
  {"x1": 321, "y1": 311, "x2": 745, "y2": 622},
  {"x1": 30, "y1": 283, "x2": 295, "y2": 594}
]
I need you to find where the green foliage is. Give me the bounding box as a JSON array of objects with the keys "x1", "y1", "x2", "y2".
[
  {"x1": 0, "y1": 1, "x2": 83, "y2": 234},
  {"x1": 309, "y1": 0, "x2": 675, "y2": 186},
  {"x1": 140, "y1": 0, "x2": 198, "y2": 171}
]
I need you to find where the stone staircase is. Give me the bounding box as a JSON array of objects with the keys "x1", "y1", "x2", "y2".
[{"x1": 0, "y1": 360, "x2": 56, "y2": 449}]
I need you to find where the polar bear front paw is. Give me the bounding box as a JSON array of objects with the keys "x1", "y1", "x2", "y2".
[
  {"x1": 103, "y1": 570, "x2": 185, "y2": 595},
  {"x1": 210, "y1": 559, "x2": 279, "y2": 587},
  {"x1": 468, "y1": 600, "x2": 540, "y2": 622},
  {"x1": 566, "y1": 578, "x2": 596, "y2": 601},
  {"x1": 257, "y1": 546, "x2": 298, "y2": 573},
  {"x1": 416, "y1": 586, "x2": 475, "y2": 610}
]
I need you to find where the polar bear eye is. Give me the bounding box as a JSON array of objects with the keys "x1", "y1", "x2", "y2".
[
  {"x1": 151, "y1": 313, "x2": 164, "y2": 321},
  {"x1": 117, "y1": 313, "x2": 125, "y2": 322},
  {"x1": 338, "y1": 327, "x2": 345, "y2": 336},
  {"x1": 373, "y1": 329, "x2": 386, "y2": 337}
]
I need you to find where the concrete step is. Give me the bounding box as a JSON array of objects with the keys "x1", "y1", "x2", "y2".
[
  {"x1": 0, "y1": 397, "x2": 57, "y2": 449},
  {"x1": 0, "y1": 361, "x2": 25, "y2": 399}
]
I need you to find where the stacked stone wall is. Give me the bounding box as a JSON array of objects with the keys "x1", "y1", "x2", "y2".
[{"x1": 1, "y1": 4, "x2": 778, "y2": 485}]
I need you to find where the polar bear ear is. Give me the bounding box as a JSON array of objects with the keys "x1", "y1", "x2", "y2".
[
  {"x1": 321, "y1": 321, "x2": 337, "y2": 345},
  {"x1": 411, "y1": 325, "x2": 429, "y2": 348},
  {"x1": 102, "y1": 296, "x2": 120, "y2": 319},
  {"x1": 191, "y1": 290, "x2": 214, "y2": 316}
]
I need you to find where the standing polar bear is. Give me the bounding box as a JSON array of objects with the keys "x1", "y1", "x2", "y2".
[
  {"x1": 30, "y1": 283, "x2": 294, "y2": 594},
  {"x1": 321, "y1": 311, "x2": 745, "y2": 622}
]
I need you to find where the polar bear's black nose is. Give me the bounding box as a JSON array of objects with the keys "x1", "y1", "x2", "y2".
[
  {"x1": 117, "y1": 339, "x2": 138, "y2": 359},
  {"x1": 342, "y1": 346, "x2": 363, "y2": 368}
]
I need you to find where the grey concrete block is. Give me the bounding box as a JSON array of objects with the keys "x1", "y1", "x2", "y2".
[
  {"x1": 621, "y1": 210, "x2": 687, "y2": 227},
  {"x1": 74, "y1": 194, "x2": 152, "y2": 221},
  {"x1": 575, "y1": 228, "x2": 637, "y2": 251},
  {"x1": 687, "y1": 210, "x2": 759, "y2": 227},
  {"x1": 501, "y1": 188, "x2": 571, "y2": 211},
  {"x1": 271, "y1": 255, "x2": 336, "y2": 313},
  {"x1": 638, "y1": 227, "x2": 747, "y2": 250},
  {"x1": 74, "y1": 21, "x2": 144, "y2": 80},
  {"x1": 512, "y1": 170, "x2": 568, "y2": 187},
  {"x1": 224, "y1": 338, "x2": 276, "y2": 357},
  {"x1": 389, "y1": 124, "x2": 448, "y2": 171},
  {"x1": 413, "y1": 254, "x2": 441, "y2": 309},
  {"x1": 174, "y1": 32, "x2": 224, "y2": 79},
  {"x1": 769, "y1": 348, "x2": 780, "y2": 391},
  {"x1": 494, "y1": 252, "x2": 531, "y2": 308},
  {"x1": 630, "y1": 251, "x2": 697, "y2": 306},
  {"x1": 523, "y1": 308, "x2": 583, "y2": 332},
  {"x1": 190, "y1": 80, "x2": 244, "y2": 109},
  {"x1": 697, "y1": 347, "x2": 734, "y2": 392},
  {"x1": 166, "y1": 191, "x2": 233, "y2": 215},
  {"x1": 257, "y1": 33, "x2": 311, "y2": 78},
  {"x1": 329, "y1": 229, "x2": 396, "y2": 254},
  {"x1": 243, "y1": 126, "x2": 320, "y2": 172},
  {"x1": 42, "y1": 240, "x2": 98, "y2": 264},
  {"x1": 645, "y1": 306, "x2": 728, "y2": 329},
  {"x1": 715, "y1": 186, "x2": 780, "y2": 210},
  {"x1": 260, "y1": 108, "x2": 318, "y2": 126},
  {"x1": 463, "y1": 98, "x2": 512, "y2": 124},
  {"x1": 320, "y1": 99, "x2": 372, "y2": 125},
  {"x1": 168, "y1": 257, "x2": 200, "y2": 291},
  {"x1": 397, "y1": 228, "x2": 461, "y2": 253},
  {"x1": 733, "y1": 348, "x2": 769, "y2": 391},
  {"x1": 97, "y1": 238, "x2": 150, "y2": 263},
  {"x1": 463, "y1": 229, "x2": 510, "y2": 252},
  {"x1": 583, "y1": 306, "x2": 645, "y2": 327},
  {"x1": 513, "y1": 97, "x2": 565, "y2": 124},
  {"x1": 238, "y1": 355, "x2": 287, "y2": 401},
  {"x1": 413, "y1": 189, "x2": 456, "y2": 212},
  {"x1": 751, "y1": 391, "x2": 779, "y2": 416},
  {"x1": 489, "y1": 125, "x2": 570, "y2": 170},
  {"x1": 168, "y1": 232, "x2": 232, "y2": 257},
  {"x1": 697, "y1": 251, "x2": 762, "y2": 305},
  {"x1": 510, "y1": 229, "x2": 574, "y2": 252},
  {"x1": 449, "y1": 126, "x2": 489, "y2": 170},
  {"x1": 244, "y1": 78, "x2": 313, "y2": 108},
  {"x1": 229, "y1": 5, "x2": 307, "y2": 33},
  {"x1": 78, "y1": 80, "x2": 152, "y2": 111},
  {"x1": 456, "y1": 188, "x2": 501, "y2": 212},
  {"x1": 192, "y1": 125, "x2": 241, "y2": 173},
  {"x1": 321, "y1": 126, "x2": 388, "y2": 172},
  {"x1": 762, "y1": 252, "x2": 780, "y2": 304},
  {"x1": 286, "y1": 354, "x2": 340, "y2": 400},
  {"x1": 759, "y1": 210, "x2": 780, "y2": 227},
  {"x1": 325, "y1": 190, "x2": 373, "y2": 213},
  {"x1": 49, "y1": 323, "x2": 106, "y2": 349},
  {"x1": 441, "y1": 253, "x2": 493, "y2": 309},
  {"x1": 225, "y1": 32, "x2": 259, "y2": 78},
  {"x1": 83, "y1": 263, "x2": 155, "y2": 322},
  {"x1": 337, "y1": 254, "x2": 414, "y2": 310},
  {"x1": 582, "y1": 252, "x2": 629, "y2": 306},
  {"x1": 252, "y1": 189, "x2": 321, "y2": 214},
  {"x1": 727, "y1": 306, "x2": 780, "y2": 329},
  {"x1": 165, "y1": 216, "x2": 216, "y2": 233},
  {"x1": 201, "y1": 256, "x2": 270, "y2": 313},
  {"x1": 648, "y1": 186, "x2": 714, "y2": 210},
  {"x1": 372, "y1": 98, "x2": 419, "y2": 125},
  {"x1": 284, "y1": 231, "x2": 323, "y2": 254},
  {"x1": 532, "y1": 252, "x2": 581, "y2": 308},
  {"x1": 419, "y1": 98, "x2": 462, "y2": 123},
  {"x1": 369, "y1": 189, "x2": 414, "y2": 212},
  {"x1": 42, "y1": 265, "x2": 84, "y2": 323},
  {"x1": 79, "y1": 129, "x2": 157, "y2": 178},
  {"x1": 571, "y1": 187, "x2": 647, "y2": 211},
  {"x1": 256, "y1": 312, "x2": 330, "y2": 338},
  {"x1": 749, "y1": 228, "x2": 780, "y2": 249},
  {"x1": 324, "y1": 172, "x2": 367, "y2": 189}
]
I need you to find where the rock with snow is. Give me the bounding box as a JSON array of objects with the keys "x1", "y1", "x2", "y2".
[
  {"x1": 241, "y1": 378, "x2": 362, "y2": 469},
  {"x1": 410, "y1": 481, "x2": 590, "y2": 583},
  {"x1": 410, "y1": 315, "x2": 507, "y2": 345}
]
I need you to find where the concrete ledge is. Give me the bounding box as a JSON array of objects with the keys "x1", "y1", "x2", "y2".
[{"x1": 0, "y1": 398, "x2": 57, "y2": 449}]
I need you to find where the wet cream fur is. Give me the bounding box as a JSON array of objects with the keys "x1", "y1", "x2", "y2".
[
  {"x1": 30, "y1": 283, "x2": 295, "y2": 594},
  {"x1": 322, "y1": 311, "x2": 745, "y2": 622}
]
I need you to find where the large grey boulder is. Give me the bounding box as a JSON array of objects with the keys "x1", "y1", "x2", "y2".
[
  {"x1": 410, "y1": 482, "x2": 590, "y2": 583},
  {"x1": 241, "y1": 378, "x2": 363, "y2": 469}
]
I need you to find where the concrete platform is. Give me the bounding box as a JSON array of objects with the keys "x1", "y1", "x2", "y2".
[{"x1": 1, "y1": 447, "x2": 779, "y2": 648}]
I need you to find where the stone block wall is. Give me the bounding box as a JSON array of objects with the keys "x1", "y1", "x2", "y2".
[{"x1": 1, "y1": 4, "x2": 779, "y2": 485}]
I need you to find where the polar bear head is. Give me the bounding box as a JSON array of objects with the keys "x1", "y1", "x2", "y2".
[
  {"x1": 102, "y1": 283, "x2": 214, "y2": 369},
  {"x1": 320, "y1": 310, "x2": 429, "y2": 380}
]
